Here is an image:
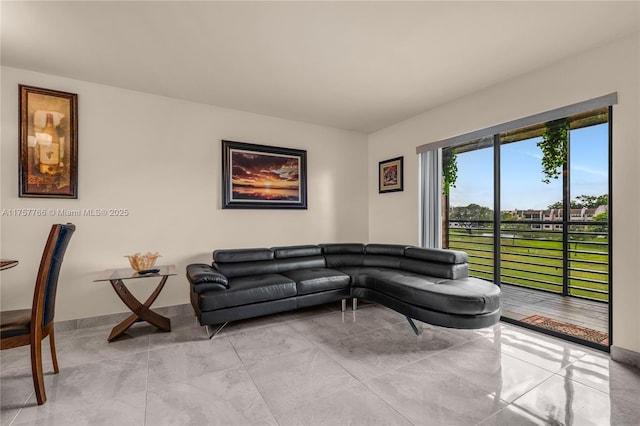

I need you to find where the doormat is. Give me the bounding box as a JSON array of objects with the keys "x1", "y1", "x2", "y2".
[{"x1": 521, "y1": 315, "x2": 609, "y2": 345}]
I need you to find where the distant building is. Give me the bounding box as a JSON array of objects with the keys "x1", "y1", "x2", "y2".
[
  {"x1": 509, "y1": 205, "x2": 607, "y2": 230},
  {"x1": 449, "y1": 205, "x2": 607, "y2": 230}
]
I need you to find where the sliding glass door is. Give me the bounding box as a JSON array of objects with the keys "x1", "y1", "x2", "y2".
[
  {"x1": 500, "y1": 134, "x2": 564, "y2": 296},
  {"x1": 444, "y1": 137, "x2": 495, "y2": 282},
  {"x1": 435, "y1": 106, "x2": 611, "y2": 350}
]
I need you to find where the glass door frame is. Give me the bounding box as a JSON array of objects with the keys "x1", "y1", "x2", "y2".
[{"x1": 431, "y1": 106, "x2": 613, "y2": 352}]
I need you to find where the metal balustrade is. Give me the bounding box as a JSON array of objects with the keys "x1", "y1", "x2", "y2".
[{"x1": 447, "y1": 219, "x2": 609, "y2": 302}]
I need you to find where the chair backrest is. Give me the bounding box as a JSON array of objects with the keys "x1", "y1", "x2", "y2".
[{"x1": 31, "y1": 223, "x2": 75, "y2": 330}]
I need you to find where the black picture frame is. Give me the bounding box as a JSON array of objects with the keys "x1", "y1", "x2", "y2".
[
  {"x1": 222, "y1": 140, "x2": 307, "y2": 209},
  {"x1": 379, "y1": 156, "x2": 404, "y2": 193}
]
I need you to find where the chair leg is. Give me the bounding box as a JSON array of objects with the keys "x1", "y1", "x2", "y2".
[
  {"x1": 49, "y1": 330, "x2": 59, "y2": 374},
  {"x1": 31, "y1": 337, "x2": 46, "y2": 405}
]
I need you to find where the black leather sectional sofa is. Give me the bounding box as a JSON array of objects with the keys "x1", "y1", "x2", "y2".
[{"x1": 186, "y1": 243, "x2": 501, "y2": 336}]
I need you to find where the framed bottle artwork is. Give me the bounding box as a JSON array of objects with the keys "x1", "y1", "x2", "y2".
[{"x1": 19, "y1": 85, "x2": 78, "y2": 198}]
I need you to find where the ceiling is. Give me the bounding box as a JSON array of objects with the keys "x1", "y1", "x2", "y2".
[{"x1": 2, "y1": 1, "x2": 639, "y2": 133}]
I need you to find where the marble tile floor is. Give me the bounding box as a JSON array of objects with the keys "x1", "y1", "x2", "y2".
[{"x1": 1, "y1": 302, "x2": 639, "y2": 426}]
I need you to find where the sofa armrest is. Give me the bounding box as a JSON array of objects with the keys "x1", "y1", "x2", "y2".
[{"x1": 186, "y1": 264, "x2": 229, "y2": 293}]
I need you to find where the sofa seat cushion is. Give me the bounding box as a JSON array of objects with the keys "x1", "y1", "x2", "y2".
[
  {"x1": 346, "y1": 267, "x2": 501, "y2": 316},
  {"x1": 281, "y1": 268, "x2": 351, "y2": 295},
  {"x1": 199, "y1": 274, "x2": 296, "y2": 311}
]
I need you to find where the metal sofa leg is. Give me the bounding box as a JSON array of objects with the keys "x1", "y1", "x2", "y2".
[
  {"x1": 352, "y1": 298, "x2": 358, "y2": 311},
  {"x1": 406, "y1": 317, "x2": 422, "y2": 336},
  {"x1": 205, "y1": 322, "x2": 228, "y2": 340},
  {"x1": 341, "y1": 299, "x2": 347, "y2": 312}
]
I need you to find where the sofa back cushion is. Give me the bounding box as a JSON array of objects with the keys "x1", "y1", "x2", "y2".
[
  {"x1": 324, "y1": 254, "x2": 366, "y2": 268},
  {"x1": 363, "y1": 255, "x2": 403, "y2": 269},
  {"x1": 273, "y1": 245, "x2": 322, "y2": 258},
  {"x1": 365, "y1": 244, "x2": 409, "y2": 256},
  {"x1": 361, "y1": 245, "x2": 410, "y2": 269},
  {"x1": 276, "y1": 256, "x2": 326, "y2": 273},
  {"x1": 213, "y1": 248, "x2": 275, "y2": 278},
  {"x1": 272, "y1": 245, "x2": 326, "y2": 273},
  {"x1": 320, "y1": 243, "x2": 365, "y2": 254},
  {"x1": 214, "y1": 248, "x2": 273, "y2": 263},
  {"x1": 215, "y1": 260, "x2": 280, "y2": 278},
  {"x1": 321, "y1": 244, "x2": 366, "y2": 268},
  {"x1": 211, "y1": 243, "x2": 469, "y2": 279},
  {"x1": 404, "y1": 247, "x2": 467, "y2": 264},
  {"x1": 399, "y1": 258, "x2": 468, "y2": 279},
  {"x1": 213, "y1": 245, "x2": 326, "y2": 278},
  {"x1": 325, "y1": 244, "x2": 468, "y2": 279}
]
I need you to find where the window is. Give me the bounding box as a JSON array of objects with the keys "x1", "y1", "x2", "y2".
[{"x1": 418, "y1": 95, "x2": 614, "y2": 350}]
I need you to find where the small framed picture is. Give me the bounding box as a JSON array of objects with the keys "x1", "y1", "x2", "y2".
[
  {"x1": 379, "y1": 156, "x2": 403, "y2": 193},
  {"x1": 222, "y1": 140, "x2": 307, "y2": 209},
  {"x1": 19, "y1": 85, "x2": 78, "y2": 198}
]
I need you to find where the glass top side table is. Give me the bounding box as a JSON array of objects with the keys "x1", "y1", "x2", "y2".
[{"x1": 94, "y1": 264, "x2": 176, "y2": 342}]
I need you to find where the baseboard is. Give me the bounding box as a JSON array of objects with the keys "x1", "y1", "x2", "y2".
[
  {"x1": 610, "y1": 345, "x2": 640, "y2": 369},
  {"x1": 54, "y1": 303, "x2": 193, "y2": 333}
]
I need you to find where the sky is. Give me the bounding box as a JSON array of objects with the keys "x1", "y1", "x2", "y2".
[
  {"x1": 231, "y1": 149, "x2": 300, "y2": 189},
  {"x1": 449, "y1": 123, "x2": 609, "y2": 211}
]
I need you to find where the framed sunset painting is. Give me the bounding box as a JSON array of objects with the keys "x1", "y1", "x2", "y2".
[{"x1": 222, "y1": 140, "x2": 307, "y2": 209}]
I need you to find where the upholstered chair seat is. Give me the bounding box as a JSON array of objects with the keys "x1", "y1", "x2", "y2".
[{"x1": 0, "y1": 309, "x2": 32, "y2": 338}]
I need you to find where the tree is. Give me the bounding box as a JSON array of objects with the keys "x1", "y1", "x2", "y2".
[
  {"x1": 547, "y1": 200, "x2": 581, "y2": 209},
  {"x1": 548, "y1": 201, "x2": 563, "y2": 209},
  {"x1": 501, "y1": 211, "x2": 520, "y2": 221},
  {"x1": 548, "y1": 194, "x2": 608, "y2": 210},
  {"x1": 501, "y1": 211, "x2": 529, "y2": 231},
  {"x1": 449, "y1": 204, "x2": 493, "y2": 232},
  {"x1": 576, "y1": 194, "x2": 608, "y2": 209},
  {"x1": 590, "y1": 211, "x2": 609, "y2": 233}
]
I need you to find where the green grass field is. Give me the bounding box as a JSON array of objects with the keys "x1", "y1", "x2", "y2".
[{"x1": 448, "y1": 228, "x2": 609, "y2": 302}]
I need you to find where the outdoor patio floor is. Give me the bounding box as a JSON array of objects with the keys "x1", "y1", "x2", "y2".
[{"x1": 500, "y1": 283, "x2": 609, "y2": 334}]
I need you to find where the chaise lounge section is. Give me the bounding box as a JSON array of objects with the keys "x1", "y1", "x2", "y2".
[{"x1": 187, "y1": 243, "x2": 501, "y2": 337}]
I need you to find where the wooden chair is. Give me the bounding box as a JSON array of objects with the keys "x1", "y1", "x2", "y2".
[{"x1": 0, "y1": 223, "x2": 75, "y2": 405}]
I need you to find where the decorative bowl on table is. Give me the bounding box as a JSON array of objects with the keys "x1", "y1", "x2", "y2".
[{"x1": 125, "y1": 252, "x2": 161, "y2": 271}]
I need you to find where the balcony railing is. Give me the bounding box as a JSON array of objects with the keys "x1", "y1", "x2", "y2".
[{"x1": 447, "y1": 220, "x2": 609, "y2": 302}]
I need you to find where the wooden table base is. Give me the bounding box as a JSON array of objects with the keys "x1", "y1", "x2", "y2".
[{"x1": 108, "y1": 275, "x2": 171, "y2": 342}]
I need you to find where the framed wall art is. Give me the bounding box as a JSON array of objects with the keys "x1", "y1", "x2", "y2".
[
  {"x1": 19, "y1": 85, "x2": 78, "y2": 198},
  {"x1": 222, "y1": 140, "x2": 307, "y2": 209},
  {"x1": 379, "y1": 156, "x2": 403, "y2": 193}
]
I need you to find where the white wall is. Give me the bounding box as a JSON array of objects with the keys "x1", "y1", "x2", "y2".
[
  {"x1": 3, "y1": 34, "x2": 638, "y2": 354},
  {"x1": 0, "y1": 66, "x2": 369, "y2": 321},
  {"x1": 368, "y1": 33, "x2": 640, "y2": 353}
]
